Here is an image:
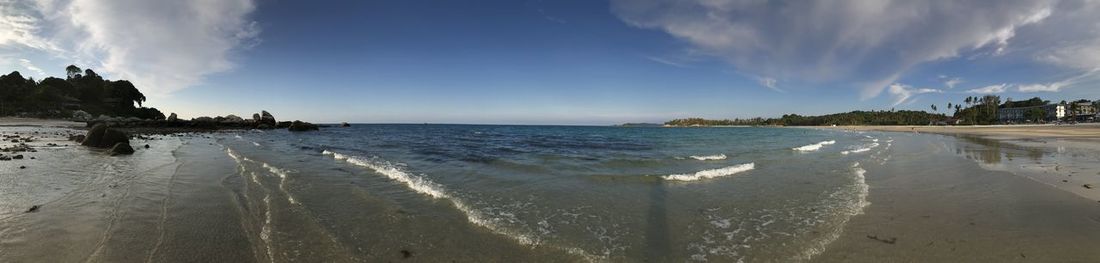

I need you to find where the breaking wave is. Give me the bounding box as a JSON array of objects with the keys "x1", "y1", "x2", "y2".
[
  {"x1": 792, "y1": 140, "x2": 836, "y2": 152},
  {"x1": 841, "y1": 143, "x2": 879, "y2": 155},
  {"x1": 321, "y1": 150, "x2": 603, "y2": 261},
  {"x1": 689, "y1": 154, "x2": 727, "y2": 161},
  {"x1": 662, "y1": 163, "x2": 755, "y2": 182}
]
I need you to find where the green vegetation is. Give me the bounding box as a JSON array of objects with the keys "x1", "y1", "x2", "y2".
[
  {"x1": 952, "y1": 95, "x2": 1001, "y2": 125},
  {"x1": 0, "y1": 65, "x2": 164, "y2": 119},
  {"x1": 1000, "y1": 97, "x2": 1048, "y2": 108},
  {"x1": 665, "y1": 110, "x2": 947, "y2": 126}
]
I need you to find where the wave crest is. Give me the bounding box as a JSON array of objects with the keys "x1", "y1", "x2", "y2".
[
  {"x1": 792, "y1": 140, "x2": 836, "y2": 152},
  {"x1": 662, "y1": 163, "x2": 755, "y2": 181},
  {"x1": 689, "y1": 154, "x2": 727, "y2": 161}
]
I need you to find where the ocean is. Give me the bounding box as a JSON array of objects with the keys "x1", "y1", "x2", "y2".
[
  {"x1": 224, "y1": 125, "x2": 878, "y2": 261},
  {"x1": 3, "y1": 125, "x2": 1100, "y2": 262}
]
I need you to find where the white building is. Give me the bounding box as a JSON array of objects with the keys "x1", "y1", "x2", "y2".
[{"x1": 997, "y1": 104, "x2": 1065, "y2": 123}]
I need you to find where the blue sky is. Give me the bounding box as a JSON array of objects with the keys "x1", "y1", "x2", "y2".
[{"x1": 3, "y1": 0, "x2": 1099, "y2": 124}]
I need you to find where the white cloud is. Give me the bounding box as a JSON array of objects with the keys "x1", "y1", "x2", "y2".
[
  {"x1": 758, "y1": 76, "x2": 783, "y2": 93},
  {"x1": 966, "y1": 84, "x2": 1009, "y2": 94},
  {"x1": 943, "y1": 77, "x2": 963, "y2": 89},
  {"x1": 611, "y1": 0, "x2": 1100, "y2": 102},
  {"x1": 1016, "y1": 83, "x2": 1063, "y2": 92},
  {"x1": 1016, "y1": 70, "x2": 1098, "y2": 92},
  {"x1": 1, "y1": 0, "x2": 259, "y2": 97},
  {"x1": 17, "y1": 58, "x2": 45, "y2": 76},
  {"x1": 887, "y1": 83, "x2": 941, "y2": 106}
]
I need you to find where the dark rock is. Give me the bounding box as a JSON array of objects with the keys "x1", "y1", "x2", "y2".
[
  {"x1": 260, "y1": 110, "x2": 277, "y2": 127},
  {"x1": 144, "y1": 144, "x2": 150, "y2": 149},
  {"x1": 252, "y1": 113, "x2": 262, "y2": 122},
  {"x1": 400, "y1": 250, "x2": 412, "y2": 258},
  {"x1": 167, "y1": 113, "x2": 178, "y2": 122},
  {"x1": 26, "y1": 205, "x2": 40, "y2": 213},
  {"x1": 13, "y1": 154, "x2": 23, "y2": 159},
  {"x1": 287, "y1": 120, "x2": 319, "y2": 132},
  {"x1": 276, "y1": 121, "x2": 292, "y2": 129},
  {"x1": 0, "y1": 156, "x2": 10, "y2": 161},
  {"x1": 108, "y1": 143, "x2": 135, "y2": 156},
  {"x1": 69, "y1": 134, "x2": 86, "y2": 142},
  {"x1": 340, "y1": 122, "x2": 351, "y2": 127},
  {"x1": 19, "y1": 165, "x2": 26, "y2": 169},
  {"x1": 82, "y1": 124, "x2": 130, "y2": 148}
]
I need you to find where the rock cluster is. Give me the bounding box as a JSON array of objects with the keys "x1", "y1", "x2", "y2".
[
  {"x1": 81, "y1": 123, "x2": 135, "y2": 155},
  {"x1": 287, "y1": 120, "x2": 320, "y2": 132}
]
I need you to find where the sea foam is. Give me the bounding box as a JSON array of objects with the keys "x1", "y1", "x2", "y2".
[
  {"x1": 321, "y1": 150, "x2": 604, "y2": 260},
  {"x1": 792, "y1": 140, "x2": 836, "y2": 152},
  {"x1": 841, "y1": 143, "x2": 879, "y2": 155},
  {"x1": 689, "y1": 154, "x2": 727, "y2": 161},
  {"x1": 662, "y1": 163, "x2": 755, "y2": 181}
]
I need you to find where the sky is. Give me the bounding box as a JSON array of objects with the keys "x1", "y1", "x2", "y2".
[{"x1": 2, "y1": 0, "x2": 1100, "y2": 125}]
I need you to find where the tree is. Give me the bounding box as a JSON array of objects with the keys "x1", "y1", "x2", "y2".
[
  {"x1": 65, "y1": 65, "x2": 82, "y2": 79},
  {"x1": 1026, "y1": 108, "x2": 1047, "y2": 123}
]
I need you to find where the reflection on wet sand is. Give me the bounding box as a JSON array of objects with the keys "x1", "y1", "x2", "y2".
[{"x1": 951, "y1": 134, "x2": 1100, "y2": 202}]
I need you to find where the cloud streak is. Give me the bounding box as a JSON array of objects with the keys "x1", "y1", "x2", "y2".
[
  {"x1": 887, "y1": 83, "x2": 941, "y2": 106},
  {"x1": 966, "y1": 84, "x2": 1009, "y2": 94},
  {"x1": 17, "y1": 58, "x2": 44, "y2": 76},
  {"x1": 1, "y1": 0, "x2": 260, "y2": 97},
  {"x1": 611, "y1": 0, "x2": 1100, "y2": 102}
]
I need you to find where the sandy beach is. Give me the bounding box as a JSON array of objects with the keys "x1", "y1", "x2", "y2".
[{"x1": 821, "y1": 124, "x2": 1100, "y2": 140}]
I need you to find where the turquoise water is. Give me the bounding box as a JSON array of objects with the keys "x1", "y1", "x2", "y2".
[{"x1": 219, "y1": 125, "x2": 887, "y2": 261}]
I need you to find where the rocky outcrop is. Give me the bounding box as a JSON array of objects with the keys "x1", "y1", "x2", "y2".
[
  {"x1": 81, "y1": 124, "x2": 134, "y2": 155},
  {"x1": 259, "y1": 111, "x2": 276, "y2": 127},
  {"x1": 287, "y1": 120, "x2": 319, "y2": 131},
  {"x1": 167, "y1": 113, "x2": 178, "y2": 122},
  {"x1": 340, "y1": 122, "x2": 351, "y2": 127}
]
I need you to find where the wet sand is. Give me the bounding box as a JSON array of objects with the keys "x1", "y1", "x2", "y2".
[{"x1": 814, "y1": 126, "x2": 1100, "y2": 262}]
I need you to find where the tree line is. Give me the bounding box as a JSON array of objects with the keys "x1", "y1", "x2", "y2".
[
  {"x1": 0, "y1": 65, "x2": 164, "y2": 119},
  {"x1": 665, "y1": 110, "x2": 947, "y2": 126}
]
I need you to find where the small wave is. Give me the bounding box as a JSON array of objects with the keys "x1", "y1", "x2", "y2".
[
  {"x1": 841, "y1": 143, "x2": 879, "y2": 155},
  {"x1": 322, "y1": 150, "x2": 605, "y2": 260},
  {"x1": 662, "y1": 163, "x2": 755, "y2": 181},
  {"x1": 252, "y1": 142, "x2": 261, "y2": 147},
  {"x1": 792, "y1": 140, "x2": 836, "y2": 152},
  {"x1": 689, "y1": 154, "x2": 727, "y2": 161}
]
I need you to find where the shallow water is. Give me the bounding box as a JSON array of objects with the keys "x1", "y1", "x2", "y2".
[{"x1": 1, "y1": 125, "x2": 1098, "y2": 262}]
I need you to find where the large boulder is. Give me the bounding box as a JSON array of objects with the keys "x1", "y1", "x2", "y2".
[
  {"x1": 252, "y1": 113, "x2": 261, "y2": 122},
  {"x1": 340, "y1": 122, "x2": 351, "y2": 127},
  {"x1": 167, "y1": 113, "x2": 178, "y2": 122},
  {"x1": 108, "y1": 143, "x2": 135, "y2": 156},
  {"x1": 81, "y1": 124, "x2": 130, "y2": 149},
  {"x1": 224, "y1": 114, "x2": 245, "y2": 123},
  {"x1": 287, "y1": 120, "x2": 319, "y2": 132},
  {"x1": 259, "y1": 110, "x2": 277, "y2": 127}
]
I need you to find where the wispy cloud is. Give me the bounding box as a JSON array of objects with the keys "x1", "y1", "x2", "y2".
[
  {"x1": 1, "y1": 0, "x2": 260, "y2": 97},
  {"x1": 1016, "y1": 69, "x2": 1098, "y2": 92},
  {"x1": 17, "y1": 58, "x2": 45, "y2": 76},
  {"x1": 611, "y1": 0, "x2": 1100, "y2": 104},
  {"x1": 940, "y1": 76, "x2": 963, "y2": 89},
  {"x1": 758, "y1": 77, "x2": 784, "y2": 93},
  {"x1": 888, "y1": 83, "x2": 941, "y2": 106},
  {"x1": 966, "y1": 84, "x2": 1009, "y2": 94},
  {"x1": 644, "y1": 55, "x2": 690, "y2": 68}
]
